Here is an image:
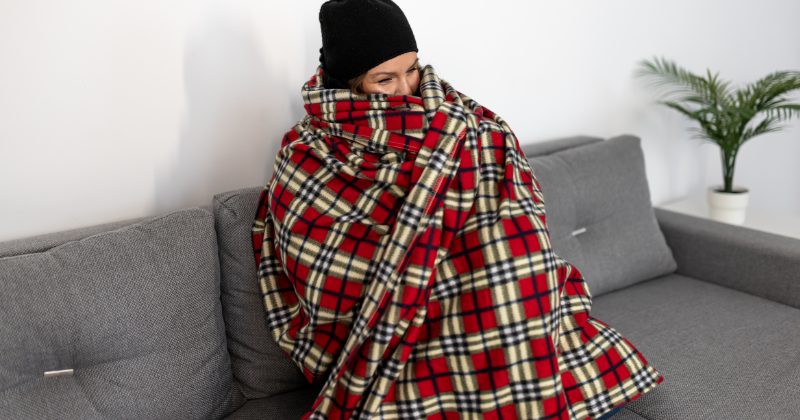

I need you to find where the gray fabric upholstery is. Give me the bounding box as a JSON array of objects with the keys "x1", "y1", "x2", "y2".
[
  {"x1": 610, "y1": 408, "x2": 649, "y2": 420},
  {"x1": 655, "y1": 207, "x2": 800, "y2": 310},
  {"x1": 223, "y1": 384, "x2": 323, "y2": 420},
  {"x1": 591, "y1": 273, "x2": 800, "y2": 420},
  {"x1": 527, "y1": 135, "x2": 677, "y2": 297},
  {"x1": 0, "y1": 215, "x2": 150, "y2": 258},
  {"x1": 519, "y1": 135, "x2": 604, "y2": 158},
  {"x1": 0, "y1": 204, "x2": 212, "y2": 259},
  {"x1": 0, "y1": 208, "x2": 244, "y2": 419},
  {"x1": 213, "y1": 187, "x2": 307, "y2": 400}
]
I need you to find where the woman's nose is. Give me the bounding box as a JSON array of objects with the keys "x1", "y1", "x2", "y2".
[{"x1": 396, "y1": 78, "x2": 411, "y2": 95}]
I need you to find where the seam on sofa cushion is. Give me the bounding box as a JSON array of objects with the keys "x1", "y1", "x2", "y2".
[{"x1": 0, "y1": 208, "x2": 214, "y2": 261}]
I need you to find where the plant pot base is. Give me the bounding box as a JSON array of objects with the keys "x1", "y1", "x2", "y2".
[{"x1": 707, "y1": 185, "x2": 749, "y2": 225}]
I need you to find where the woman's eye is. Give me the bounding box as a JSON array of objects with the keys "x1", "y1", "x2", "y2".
[{"x1": 379, "y1": 78, "x2": 391, "y2": 84}]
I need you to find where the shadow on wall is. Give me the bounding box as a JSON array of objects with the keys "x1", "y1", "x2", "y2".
[{"x1": 154, "y1": 6, "x2": 301, "y2": 215}]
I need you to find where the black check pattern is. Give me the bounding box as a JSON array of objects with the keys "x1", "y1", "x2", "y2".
[
  {"x1": 275, "y1": 224, "x2": 292, "y2": 262},
  {"x1": 258, "y1": 254, "x2": 281, "y2": 277},
  {"x1": 428, "y1": 148, "x2": 449, "y2": 172},
  {"x1": 374, "y1": 320, "x2": 396, "y2": 345},
  {"x1": 396, "y1": 399, "x2": 425, "y2": 419},
  {"x1": 439, "y1": 334, "x2": 470, "y2": 357},
  {"x1": 498, "y1": 319, "x2": 530, "y2": 347},
  {"x1": 381, "y1": 358, "x2": 402, "y2": 379},
  {"x1": 397, "y1": 202, "x2": 424, "y2": 228},
  {"x1": 291, "y1": 336, "x2": 314, "y2": 363},
  {"x1": 447, "y1": 104, "x2": 466, "y2": 121},
  {"x1": 464, "y1": 126, "x2": 478, "y2": 150},
  {"x1": 486, "y1": 258, "x2": 518, "y2": 287},
  {"x1": 297, "y1": 176, "x2": 326, "y2": 206},
  {"x1": 310, "y1": 243, "x2": 338, "y2": 275},
  {"x1": 454, "y1": 391, "x2": 481, "y2": 413},
  {"x1": 561, "y1": 346, "x2": 592, "y2": 370},
  {"x1": 375, "y1": 260, "x2": 395, "y2": 285},
  {"x1": 632, "y1": 367, "x2": 658, "y2": 392},
  {"x1": 364, "y1": 259, "x2": 380, "y2": 281},
  {"x1": 265, "y1": 306, "x2": 292, "y2": 328},
  {"x1": 585, "y1": 390, "x2": 614, "y2": 417},
  {"x1": 480, "y1": 164, "x2": 501, "y2": 181},
  {"x1": 599, "y1": 326, "x2": 623, "y2": 345},
  {"x1": 506, "y1": 147, "x2": 519, "y2": 166},
  {"x1": 560, "y1": 297, "x2": 573, "y2": 318},
  {"x1": 510, "y1": 380, "x2": 543, "y2": 403},
  {"x1": 431, "y1": 274, "x2": 461, "y2": 300},
  {"x1": 541, "y1": 248, "x2": 558, "y2": 271},
  {"x1": 322, "y1": 154, "x2": 346, "y2": 172},
  {"x1": 475, "y1": 211, "x2": 500, "y2": 229},
  {"x1": 338, "y1": 207, "x2": 370, "y2": 223},
  {"x1": 518, "y1": 196, "x2": 537, "y2": 216}
]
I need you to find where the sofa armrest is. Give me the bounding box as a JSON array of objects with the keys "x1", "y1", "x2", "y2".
[{"x1": 654, "y1": 208, "x2": 800, "y2": 310}]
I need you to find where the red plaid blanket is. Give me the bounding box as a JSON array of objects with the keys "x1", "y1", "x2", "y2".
[{"x1": 252, "y1": 65, "x2": 663, "y2": 420}]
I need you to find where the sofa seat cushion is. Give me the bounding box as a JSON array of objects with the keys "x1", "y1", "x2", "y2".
[
  {"x1": 591, "y1": 274, "x2": 800, "y2": 419},
  {"x1": 220, "y1": 385, "x2": 648, "y2": 420},
  {"x1": 526, "y1": 135, "x2": 677, "y2": 297},
  {"x1": 223, "y1": 384, "x2": 323, "y2": 420},
  {"x1": 0, "y1": 208, "x2": 243, "y2": 419},
  {"x1": 611, "y1": 409, "x2": 650, "y2": 420}
]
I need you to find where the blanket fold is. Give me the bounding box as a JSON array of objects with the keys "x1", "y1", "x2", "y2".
[{"x1": 252, "y1": 65, "x2": 663, "y2": 420}]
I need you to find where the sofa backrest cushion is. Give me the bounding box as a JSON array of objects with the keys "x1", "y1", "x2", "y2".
[
  {"x1": 0, "y1": 208, "x2": 243, "y2": 419},
  {"x1": 519, "y1": 135, "x2": 604, "y2": 157},
  {"x1": 213, "y1": 187, "x2": 307, "y2": 400},
  {"x1": 0, "y1": 205, "x2": 213, "y2": 259},
  {"x1": 526, "y1": 135, "x2": 678, "y2": 297},
  {"x1": 0, "y1": 216, "x2": 150, "y2": 258}
]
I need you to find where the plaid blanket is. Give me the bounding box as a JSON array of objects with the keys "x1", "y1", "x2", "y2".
[{"x1": 252, "y1": 64, "x2": 663, "y2": 420}]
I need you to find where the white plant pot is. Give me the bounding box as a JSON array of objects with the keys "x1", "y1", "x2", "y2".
[{"x1": 706, "y1": 185, "x2": 749, "y2": 225}]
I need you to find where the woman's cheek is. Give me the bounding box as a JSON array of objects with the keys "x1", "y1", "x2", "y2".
[{"x1": 365, "y1": 82, "x2": 388, "y2": 95}]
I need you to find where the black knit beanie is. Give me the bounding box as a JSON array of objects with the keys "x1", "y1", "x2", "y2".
[{"x1": 318, "y1": 0, "x2": 418, "y2": 90}]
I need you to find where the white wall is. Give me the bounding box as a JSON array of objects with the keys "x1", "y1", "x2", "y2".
[{"x1": 2, "y1": 0, "x2": 799, "y2": 242}]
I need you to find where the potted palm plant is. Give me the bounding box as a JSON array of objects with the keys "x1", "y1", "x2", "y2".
[{"x1": 636, "y1": 57, "x2": 800, "y2": 225}]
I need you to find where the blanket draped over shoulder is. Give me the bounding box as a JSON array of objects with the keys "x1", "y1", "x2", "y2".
[{"x1": 251, "y1": 65, "x2": 663, "y2": 420}]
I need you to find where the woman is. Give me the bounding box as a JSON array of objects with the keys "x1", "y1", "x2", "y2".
[{"x1": 252, "y1": 1, "x2": 662, "y2": 419}]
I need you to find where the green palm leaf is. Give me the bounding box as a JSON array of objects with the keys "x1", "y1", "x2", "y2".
[{"x1": 636, "y1": 57, "x2": 800, "y2": 193}]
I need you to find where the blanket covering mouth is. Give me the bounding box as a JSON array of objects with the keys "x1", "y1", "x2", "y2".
[{"x1": 252, "y1": 65, "x2": 663, "y2": 420}]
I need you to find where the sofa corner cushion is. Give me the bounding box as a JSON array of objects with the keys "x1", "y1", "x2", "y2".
[
  {"x1": 527, "y1": 135, "x2": 677, "y2": 297},
  {"x1": 213, "y1": 187, "x2": 308, "y2": 400},
  {"x1": 0, "y1": 208, "x2": 241, "y2": 419}
]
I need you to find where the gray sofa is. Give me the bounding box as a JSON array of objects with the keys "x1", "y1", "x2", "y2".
[{"x1": 2, "y1": 135, "x2": 798, "y2": 420}]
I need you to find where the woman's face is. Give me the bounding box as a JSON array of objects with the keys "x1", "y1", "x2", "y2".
[{"x1": 361, "y1": 51, "x2": 420, "y2": 96}]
